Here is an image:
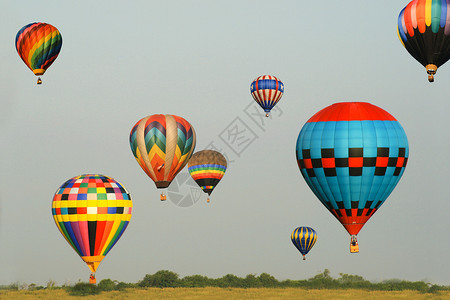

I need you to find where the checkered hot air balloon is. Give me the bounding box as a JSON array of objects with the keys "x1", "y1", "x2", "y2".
[
  {"x1": 188, "y1": 150, "x2": 227, "y2": 203},
  {"x1": 296, "y1": 102, "x2": 409, "y2": 253},
  {"x1": 250, "y1": 75, "x2": 284, "y2": 117},
  {"x1": 129, "y1": 114, "x2": 196, "y2": 201},
  {"x1": 398, "y1": 0, "x2": 450, "y2": 82},
  {"x1": 291, "y1": 227, "x2": 317, "y2": 260},
  {"x1": 15, "y1": 22, "x2": 62, "y2": 84},
  {"x1": 52, "y1": 174, "x2": 132, "y2": 284}
]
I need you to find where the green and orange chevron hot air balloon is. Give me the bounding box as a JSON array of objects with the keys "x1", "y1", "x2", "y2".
[
  {"x1": 15, "y1": 22, "x2": 62, "y2": 84},
  {"x1": 129, "y1": 114, "x2": 196, "y2": 201}
]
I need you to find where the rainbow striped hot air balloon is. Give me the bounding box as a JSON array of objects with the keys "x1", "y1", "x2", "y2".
[
  {"x1": 130, "y1": 114, "x2": 196, "y2": 201},
  {"x1": 398, "y1": 0, "x2": 450, "y2": 82},
  {"x1": 15, "y1": 22, "x2": 62, "y2": 84},
  {"x1": 52, "y1": 174, "x2": 132, "y2": 283},
  {"x1": 296, "y1": 102, "x2": 409, "y2": 252},
  {"x1": 291, "y1": 227, "x2": 317, "y2": 260},
  {"x1": 250, "y1": 75, "x2": 284, "y2": 117},
  {"x1": 188, "y1": 150, "x2": 227, "y2": 203}
]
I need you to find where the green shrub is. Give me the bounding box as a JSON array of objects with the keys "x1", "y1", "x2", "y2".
[
  {"x1": 139, "y1": 270, "x2": 180, "y2": 288},
  {"x1": 67, "y1": 282, "x2": 101, "y2": 296},
  {"x1": 98, "y1": 278, "x2": 116, "y2": 291},
  {"x1": 180, "y1": 275, "x2": 211, "y2": 287}
]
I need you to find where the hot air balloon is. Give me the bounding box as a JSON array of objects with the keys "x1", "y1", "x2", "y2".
[
  {"x1": 52, "y1": 174, "x2": 132, "y2": 284},
  {"x1": 130, "y1": 114, "x2": 196, "y2": 201},
  {"x1": 296, "y1": 102, "x2": 409, "y2": 253},
  {"x1": 397, "y1": 0, "x2": 450, "y2": 82},
  {"x1": 15, "y1": 22, "x2": 62, "y2": 84},
  {"x1": 250, "y1": 75, "x2": 284, "y2": 117},
  {"x1": 188, "y1": 150, "x2": 227, "y2": 203},
  {"x1": 291, "y1": 227, "x2": 317, "y2": 260}
]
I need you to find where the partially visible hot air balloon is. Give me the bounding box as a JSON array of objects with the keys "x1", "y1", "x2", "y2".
[
  {"x1": 291, "y1": 227, "x2": 317, "y2": 260},
  {"x1": 188, "y1": 150, "x2": 227, "y2": 203},
  {"x1": 296, "y1": 102, "x2": 409, "y2": 253},
  {"x1": 397, "y1": 1, "x2": 450, "y2": 82},
  {"x1": 15, "y1": 22, "x2": 62, "y2": 84},
  {"x1": 250, "y1": 75, "x2": 284, "y2": 117},
  {"x1": 130, "y1": 114, "x2": 196, "y2": 201},
  {"x1": 52, "y1": 174, "x2": 132, "y2": 284}
]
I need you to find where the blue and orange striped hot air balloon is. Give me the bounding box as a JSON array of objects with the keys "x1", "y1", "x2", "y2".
[
  {"x1": 398, "y1": 0, "x2": 450, "y2": 82},
  {"x1": 296, "y1": 102, "x2": 409, "y2": 253},
  {"x1": 188, "y1": 150, "x2": 227, "y2": 203},
  {"x1": 129, "y1": 114, "x2": 196, "y2": 201},
  {"x1": 250, "y1": 75, "x2": 284, "y2": 117},
  {"x1": 291, "y1": 227, "x2": 317, "y2": 260},
  {"x1": 52, "y1": 174, "x2": 132, "y2": 284},
  {"x1": 15, "y1": 22, "x2": 62, "y2": 84}
]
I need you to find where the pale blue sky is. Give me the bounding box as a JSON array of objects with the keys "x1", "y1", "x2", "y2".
[{"x1": 1, "y1": 0, "x2": 449, "y2": 286}]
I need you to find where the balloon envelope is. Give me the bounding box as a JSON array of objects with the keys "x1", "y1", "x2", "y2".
[
  {"x1": 188, "y1": 150, "x2": 227, "y2": 198},
  {"x1": 15, "y1": 22, "x2": 62, "y2": 81},
  {"x1": 130, "y1": 114, "x2": 196, "y2": 189},
  {"x1": 291, "y1": 227, "x2": 317, "y2": 258},
  {"x1": 52, "y1": 174, "x2": 132, "y2": 273},
  {"x1": 397, "y1": 1, "x2": 450, "y2": 81},
  {"x1": 296, "y1": 102, "x2": 409, "y2": 236},
  {"x1": 250, "y1": 75, "x2": 284, "y2": 115}
]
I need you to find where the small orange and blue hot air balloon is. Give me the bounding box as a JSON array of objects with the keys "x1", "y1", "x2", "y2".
[
  {"x1": 15, "y1": 22, "x2": 62, "y2": 84},
  {"x1": 398, "y1": 0, "x2": 450, "y2": 82},
  {"x1": 250, "y1": 75, "x2": 284, "y2": 117},
  {"x1": 52, "y1": 174, "x2": 132, "y2": 284},
  {"x1": 296, "y1": 102, "x2": 409, "y2": 253},
  {"x1": 291, "y1": 227, "x2": 317, "y2": 260},
  {"x1": 129, "y1": 114, "x2": 196, "y2": 201},
  {"x1": 188, "y1": 150, "x2": 227, "y2": 203}
]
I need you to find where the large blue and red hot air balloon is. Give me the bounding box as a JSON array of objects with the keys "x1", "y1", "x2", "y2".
[{"x1": 296, "y1": 102, "x2": 409, "y2": 252}]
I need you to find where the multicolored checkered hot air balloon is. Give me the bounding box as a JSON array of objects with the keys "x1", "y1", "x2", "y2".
[
  {"x1": 397, "y1": 0, "x2": 450, "y2": 82},
  {"x1": 291, "y1": 227, "x2": 317, "y2": 260},
  {"x1": 15, "y1": 22, "x2": 62, "y2": 84},
  {"x1": 296, "y1": 102, "x2": 409, "y2": 253},
  {"x1": 188, "y1": 150, "x2": 227, "y2": 203},
  {"x1": 250, "y1": 75, "x2": 284, "y2": 117},
  {"x1": 130, "y1": 114, "x2": 196, "y2": 201},
  {"x1": 52, "y1": 174, "x2": 132, "y2": 284}
]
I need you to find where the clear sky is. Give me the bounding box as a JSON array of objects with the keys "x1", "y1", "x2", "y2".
[{"x1": 1, "y1": 0, "x2": 449, "y2": 286}]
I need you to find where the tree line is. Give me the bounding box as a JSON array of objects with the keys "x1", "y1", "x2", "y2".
[
  {"x1": 132, "y1": 269, "x2": 448, "y2": 293},
  {"x1": 1, "y1": 269, "x2": 449, "y2": 296}
]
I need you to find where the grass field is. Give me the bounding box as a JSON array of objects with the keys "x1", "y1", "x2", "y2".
[{"x1": 1, "y1": 287, "x2": 449, "y2": 300}]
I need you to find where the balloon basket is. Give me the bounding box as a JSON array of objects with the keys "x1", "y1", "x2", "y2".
[
  {"x1": 89, "y1": 274, "x2": 96, "y2": 285},
  {"x1": 350, "y1": 236, "x2": 359, "y2": 253},
  {"x1": 265, "y1": 113, "x2": 269, "y2": 117},
  {"x1": 426, "y1": 64, "x2": 437, "y2": 83},
  {"x1": 302, "y1": 255, "x2": 306, "y2": 261},
  {"x1": 37, "y1": 77, "x2": 42, "y2": 85},
  {"x1": 160, "y1": 193, "x2": 167, "y2": 201}
]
